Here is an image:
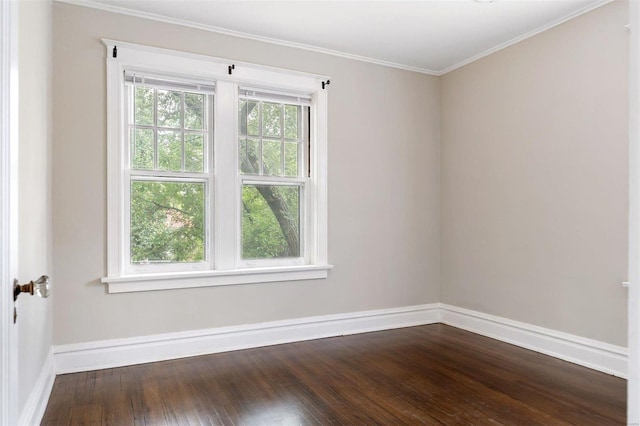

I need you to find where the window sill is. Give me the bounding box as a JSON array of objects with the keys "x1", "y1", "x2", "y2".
[{"x1": 101, "y1": 264, "x2": 333, "y2": 293}]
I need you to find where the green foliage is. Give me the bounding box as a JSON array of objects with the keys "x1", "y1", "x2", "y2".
[
  {"x1": 237, "y1": 99, "x2": 305, "y2": 259},
  {"x1": 263, "y1": 140, "x2": 281, "y2": 176},
  {"x1": 284, "y1": 142, "x2": 298, "y2": 177},
  {"x1": 157, "y1": 89, "x2": 181, "y2": 128},
  {"x1": 185, "y1": 93, "x2": 204, "y2": 130},
  {"x1": 242, "y1": 185, "x2": 300, "y2": 259},
  {"x1": 284, "y1": 105, "x2": 298, "y2": 139},
  {"x1": 158, "y1": 130, "x2": 182, "y2": 171},
  {"x1": 135, "y1": 86, "x2": 154, "y2": 125},
  {"x1": 262, "y1": 102, "x2": 282, "y2": 137},
  {"x1": 132, "y1": 86, "x2": 206, "y2": 172},
  {"x1": 130, "y1": 85, "x2": 207, "y2": 264},
  {"x1": 185, "y1": 133, "x2": 204, "y2": 172},
  {"x1": 130, "y1": 88, "x2": 304, "y2": 264},
  {"x1": 130, "y1": 181, "x2": 205, "y2": 263},
  {"x1": 238, "y1": 100, "x2": 301, "y2": 177},
  {"x1": 131, "y1": 128, "x2": 154, "y2": 169}
]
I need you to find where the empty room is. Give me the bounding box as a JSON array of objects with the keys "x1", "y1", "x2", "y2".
[{"x1": 2, "y1": 0, "x2": 639, "y2": 424}]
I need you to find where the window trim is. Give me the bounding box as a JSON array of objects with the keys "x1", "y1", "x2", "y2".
[{"x1": 102, "y1": 40, "x2": 331, "y2": 293}]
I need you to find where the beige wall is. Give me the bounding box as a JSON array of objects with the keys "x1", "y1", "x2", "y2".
[
  {"x1": 441, "y1": 1, "x2": 628, "y2": 346},
  {"x1": 52, "y1": 1, "x2": 628, "y2": 350},
  {"x1": 17, "y1": 0, "x2": 53, "y2": 415},
  {"x1": 52, "y1": 3, "x2": 441, "y2": 345}
]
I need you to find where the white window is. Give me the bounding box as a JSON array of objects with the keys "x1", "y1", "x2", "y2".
[
  {"x1": 102, "y1": 41, "x2": 330, "y2": 293},
  {"x1": 124, "y1": 73, "x2": 214, "y2": 275},
  {"x1": 238, "y1": 89, "x2": 309, "y2": 267}
]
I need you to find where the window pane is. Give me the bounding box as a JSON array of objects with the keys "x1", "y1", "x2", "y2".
[
  {"x1": 239, "y1": 138, "x2": 259, "y2": 174},
  {"x1": 238, "y1": 99, "x2": 260, "y2": 136},
  {"x1": 262, "y1": 102, "x2": 282, "y2": 137},
  {"x1": 238, "y1": 99, "x2": 246, "y2": 134},
  {"x1": 130, "y1": 180, "x2": 205, "y2": 263},
  {"x1": 185, "y1": 93, "x2": 204, "y2": 130},
  {"x1": 262, "y1": 140, "x2": 282, "y2": 176},
  {"x1": 284, "y1": 142, "x2": 298, "y2": 177},
  {"x1": 284, "y1": 105, "x2": 298, "y2": 139},
  {"x1": 158, "y1": 130, "x2": 182, "y2": 171},
  {"x1": 239, "y1": 99, "x2": 260, "y2": 137},
  {"x1": 157, "y1": 90, "x2": 182, "y2": 128},
  {"x1": 185, "y1": 133, "x2": 204, "y2": 172},
  {"x1": 242, "y1": 184, "x2": 300, "y2": 259},
  {"x1": 134, "y1": 86, "x2": 154, "y2": 126},
  {"x1": 131, "y1": 128, "x2": 154, "y2": 170}
]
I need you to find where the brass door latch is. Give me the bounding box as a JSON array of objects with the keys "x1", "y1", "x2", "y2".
[
  {"x1": 13, "y1": 275, "x2": 50, "y2": 301},
  {"x1": 13, "y1": 275, "x2": 50, "y2": 323}
]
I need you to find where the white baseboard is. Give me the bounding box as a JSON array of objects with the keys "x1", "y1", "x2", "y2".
[
  {"x1": 54, "y1": 303, "x2": 441, "y2": 374},
  {"x1": 440, "y1": 304, "x2": 628, "y2": 378},
  {"x1": 18, "y1": 347, "x2": 55, "y2": 426},
  {"x1": 53, "y1": 303, "x2": 629, "y2": 380}
]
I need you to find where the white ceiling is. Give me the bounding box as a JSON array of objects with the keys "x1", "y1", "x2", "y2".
[{"x1": 71, "y1": 0, "x2": 612, "y2": 75}]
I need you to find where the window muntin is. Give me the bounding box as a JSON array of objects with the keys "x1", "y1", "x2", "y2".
[{"x1": 124, "y1": 74, "x2": 213, "y2": 273}]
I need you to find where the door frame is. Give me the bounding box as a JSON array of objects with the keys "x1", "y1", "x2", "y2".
[
  {"x1": 630, "y1": 1, "x2": 640, "y2": 423},
  {"x1": 0, "y1": 0, "x2": 18, "y2": 424}
]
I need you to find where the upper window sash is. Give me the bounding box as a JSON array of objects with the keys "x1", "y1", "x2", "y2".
[{"x1": 124, "y1": 78, "x2": 214, "y2": 174}]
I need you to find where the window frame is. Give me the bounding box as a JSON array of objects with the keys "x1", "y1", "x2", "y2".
[{"x1": 102, "y1": 40, "x2": 331, "y2": 293}]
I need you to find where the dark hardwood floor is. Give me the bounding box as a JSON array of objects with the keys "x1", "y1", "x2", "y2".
[{"x1": 41, "y1": 324, "x2": 626, "y2": 425}]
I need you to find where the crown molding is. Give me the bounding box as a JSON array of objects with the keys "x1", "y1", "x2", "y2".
[
  {"x1": 54, "y1": 0, "x2": 440, "y2": 76},
  {"x1": 439, "y1": 0, "x2": 613, "y2": 75},
  {"x1": 54, "y1": 0, "x2": 613, "y2": 77}
]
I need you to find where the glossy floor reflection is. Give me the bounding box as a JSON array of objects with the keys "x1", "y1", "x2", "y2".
[{"x1": 42, "y1": 324, "x2": 625, "y2": 425}]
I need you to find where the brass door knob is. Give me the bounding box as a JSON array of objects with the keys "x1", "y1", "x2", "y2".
[{"x1": 13, "y1": 275, "x2": 50, "y2": 301}]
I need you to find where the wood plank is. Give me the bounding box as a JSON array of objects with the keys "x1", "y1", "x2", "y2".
[{"x1": 41, "y1": 324, "x2": 626, "y2": 425}]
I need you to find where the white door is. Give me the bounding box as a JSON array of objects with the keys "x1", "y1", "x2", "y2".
[{"x1": 0, "y1": 0, "x2": 19, "y2": 424}]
